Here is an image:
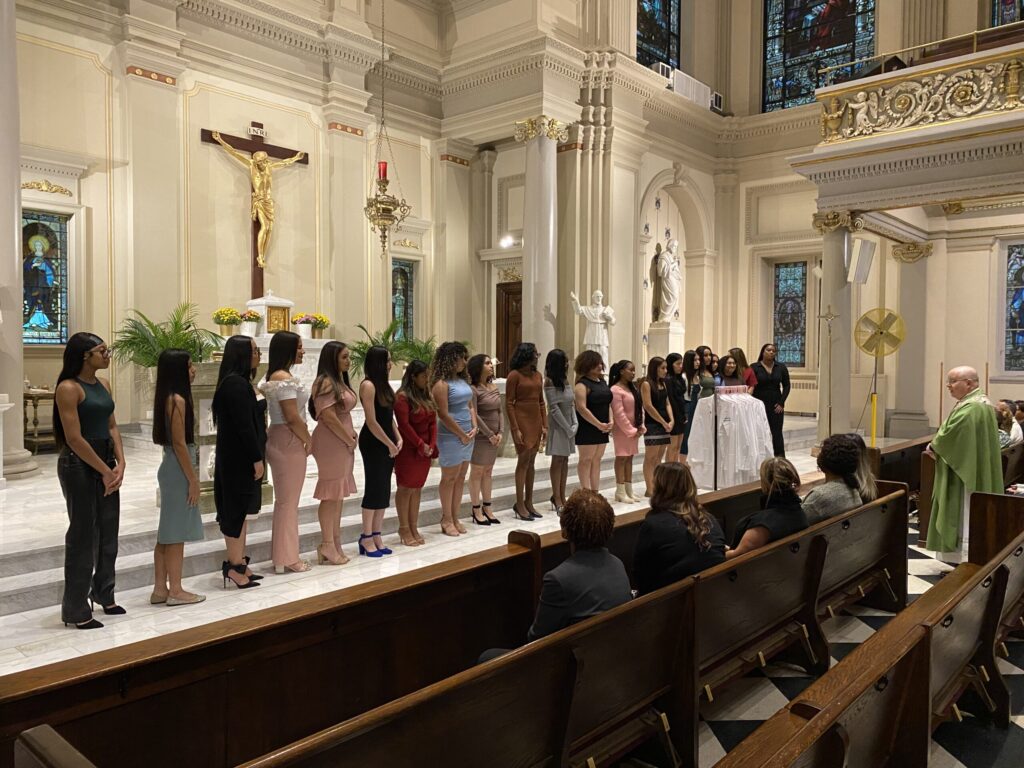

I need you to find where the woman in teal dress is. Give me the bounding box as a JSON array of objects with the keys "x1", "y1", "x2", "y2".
[{"x1": 152, "y1": 349, "x2": 206, "y2": 606}]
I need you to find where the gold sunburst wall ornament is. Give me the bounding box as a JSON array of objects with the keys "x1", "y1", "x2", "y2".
[
  {"x1": 364, "y1": 0, "x2": 411, "y2": 258},
  {"x1": 21, "y1": 180, "x2": 73, "y2": 197}
]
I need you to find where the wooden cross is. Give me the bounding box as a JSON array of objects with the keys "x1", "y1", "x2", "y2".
[{"x1": 201, "y1": 122, "x2": 309, "y2": 299}]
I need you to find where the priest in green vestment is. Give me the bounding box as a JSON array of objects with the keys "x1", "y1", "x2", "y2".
[{"x1": 925, "y1": 366, "x2": 1003, "y2": 558}]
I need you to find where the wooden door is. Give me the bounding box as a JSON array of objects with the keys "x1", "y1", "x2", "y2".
[{"x1": 496, "y1": 282, "x2": 522, "y2": 378}]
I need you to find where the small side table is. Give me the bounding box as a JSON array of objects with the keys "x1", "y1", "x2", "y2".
[{"x1": 23, "y1": 389, "x2": 56, "y2": 454}]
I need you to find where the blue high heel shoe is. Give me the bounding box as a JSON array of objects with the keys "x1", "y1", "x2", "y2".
[
  {"x1": 359, "y1": 533, "x2": 385, "y2": 558},
  {"x1": 372, "y1": 532, "x2": 393, "y2": 555}
]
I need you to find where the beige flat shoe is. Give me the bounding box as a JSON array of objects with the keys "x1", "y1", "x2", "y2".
[
  {"x1": 166, "y1": 593, "x2": 206, "y2": 606},
  {"x1": 150, "y1": 593, "x2": 167, "y2": 604}
]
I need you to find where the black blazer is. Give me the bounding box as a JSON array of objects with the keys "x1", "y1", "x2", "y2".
[
  {"x1": 751, "y1": 361, "x2": 791, "y2": 407},
  {"x1": 633, "y1": 509, "x2": 726, "y2": 595},
  {"x1": 731, "y1": 491, "x2": 808, "y2": 549},
  {"x1": 527, "y1": 548, "x2": 632, "y2": 641},
  {"x1": 212, "y1": 374, "x2": 267, "y2": 524}
]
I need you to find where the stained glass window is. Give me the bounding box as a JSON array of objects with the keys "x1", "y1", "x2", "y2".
[
  {"x1": 637, "y1": 0, "x2": 680, "y2": 70},
  {"x1": 1005, "y1": 243, "x2": 1024, "y2": 371},
  {"x1": 773, "y1": 261, "x2": 807, "y2": 367},
  {"x1": 993, "y1": 0, "x2": 1023, "y2": 26},
  {"x1": 392, "y1": 259, "x2": 415, "y2": 341},
  {"x1": 763, "y1": 0, "x2": 877, "y2": 112},
  {"x1": 22, "y1": 209, "x2": 71, "y2": 346}
]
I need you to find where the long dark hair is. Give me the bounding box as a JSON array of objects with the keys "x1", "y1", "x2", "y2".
[
  {"x1": 649, "y1": 464, "x2": 714, "y2": 550},
  {"x1": 364, "y1": 345, "x2": 394, "y2": 405},
  {"x1": 694, "y1": 345, "x2": 711, "y2": 375},
  {"x1": 728, "y1": 347, "x2": 751, "y2": 376},
  {"x1": 400, "y1": 359, "x2": 435, "y2": 413},
  {"x1": 609, "y1": 360, "x2": 642, "y2": 426},
  {"x1": 645, "y1": 356, "x2": 666, "y2": 390},
  {"x1": 152, "y1": 349, "x2": 195, "y2": 445},
  {"x1": 265, "y1": 331, "x2": 300, "y2": 381},
  {"x1": 431, "y1": 341, "x2": 470, "y2": 386},
  {"x1": 213, "y1": 335, "x2": 256, "y2": 427},
  {"x1": 509, "y1": 342, "x2": 538, "y2": 372},
  {"x1": 757, "y1": 343, "x2": 776, "y2": 363},
  {"x1": 682, "y1": 349, "x2": 697, "y2": 383},
  {"x1": 545, "y1": 348, "x2": 569, "y2": 389},
  {"x1": 666, "y1": 352, "x2": 683, "y2": 381},
  {"x1": 53, "y1": 331, "x2": 105, "y2": 449},
  {"x1": 309, "y1": 341, "x2": 351, "y2": 420},
  {"x1": 467, "y1": 353, "x2": 492, "y2": 386}
]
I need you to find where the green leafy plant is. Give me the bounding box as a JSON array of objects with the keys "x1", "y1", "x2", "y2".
[
  {"x1": 111, "y1": 303, "x2": 224, "y2": 368},
  {"x1": 395, "y1": 334, "x2": 438, "y2": 366},
  {"x1": 349, "y1": 319, "x2": 403, "y2": 376}
]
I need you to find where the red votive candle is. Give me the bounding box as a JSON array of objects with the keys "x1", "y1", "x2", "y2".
[{"x1": 377, "y1": 161, "x2": 388, "y2": 180}]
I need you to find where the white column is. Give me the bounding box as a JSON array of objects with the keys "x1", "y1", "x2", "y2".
[
  {"x1": 1, "y1": 3, "x2": 38, "y2": 480},
  {"x1": 516, "y1": 116, "x2": 565, "y2": 354},
  {"x1": 814, "y1": 211, "x2": 861, "y2": 440},
  {"x1": 888, "y1": 242, "x2": 933, "y2": 437}
]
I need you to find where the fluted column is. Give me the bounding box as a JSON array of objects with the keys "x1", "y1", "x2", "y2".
[
  {"x1": 1, "y1": 3, "x2": 37, "y2": 481},
  {"x1": 902, "y1": 0, "x2": 945, "y2": 49},
  {"x1": 813, "y1": 210, "x2": 863, "y2": 440},
  {"x1": 515, "y1": 116, "x2": 566, "y2": 354}
]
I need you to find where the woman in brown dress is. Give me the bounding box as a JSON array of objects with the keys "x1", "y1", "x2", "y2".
[
  {"x1": 505, "y1": 342, "x2": 547, "y2": 521},
  {"x1": 468, "y1": 354, "x2": 502, "y2": 525}
]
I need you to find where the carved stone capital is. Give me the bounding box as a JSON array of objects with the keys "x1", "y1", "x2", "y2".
[
  {"x1": 891, "y1": 242, "x2": 933, "y2": 263},
  {"x1": 514, "y1": 115, "x2": 570, "y2": 143},
  {"x1": 812, "y1": 210, "x2": 865, "y2": 234}
]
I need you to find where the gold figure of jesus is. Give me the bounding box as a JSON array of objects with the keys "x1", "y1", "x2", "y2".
[{"x1": 211, "y1": 130, "x2": 305, "y2": 268}]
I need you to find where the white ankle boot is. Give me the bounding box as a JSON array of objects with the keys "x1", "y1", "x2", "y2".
[
  {"x1": 625, "y1": 482, "x2": 640, "y2": 502},
  {"x1": 614, "y1": 483, "x2": 630, "y2": 503}
]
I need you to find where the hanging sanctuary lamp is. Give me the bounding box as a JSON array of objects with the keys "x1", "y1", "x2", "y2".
[{"x1": 364, "y1": 0, "x2": 411, "y2": 257}]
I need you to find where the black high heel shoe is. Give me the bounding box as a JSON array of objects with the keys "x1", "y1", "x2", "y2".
[
  {"x1": 243, "y1": 555, "x2": 264, "y2": 581},
  {"x1": 89, "y1": 598, "x2": 126, "y2": 616},
  {"x1": 482, "y1": 501, "x2": 500, "y2": 524},
  {"x1": 64, "y1": 618, "x2": 103, "y2": 630},
  {"x1": 549, "y1": 495, "x2": 563, "y2": 515},
  {"x1": 222, "y1": 560, "x2": 260, "y2": 589},
  {"x1": 512, "y1": 503, "x2": 534, "y2": 522},
  {"x1": 471, "y1": 505, "x2": 491, "y2": 525},
  {"x1": 529, "y1": 503, "x2": 543, "y2": 520}
]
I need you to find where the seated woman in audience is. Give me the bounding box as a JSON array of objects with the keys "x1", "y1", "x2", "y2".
[
  {"x1": 718, "y1": 355, "x2": 744, "y2": 387},
  {"x1": 633, "y1": 463, "x2": 726, "y2": 595},
  {"x1": 845, "y1": 432, "x2": 878, "y2": 502},
  {"x1": 999, "y1": 399, "x2": 1023, "y2": 445},
  {"x1": 996, "y1": 402, "x2": 1016, "y2": 449},
  {"x1": 526, "y1": 489, "x2": 632, "y2": 641},
  {"x1": 801, "y1": 434, "x2": 863, "y2": 524},
  {"x1": 726, "y1": 457, "x2": 808, "y2": 559}
]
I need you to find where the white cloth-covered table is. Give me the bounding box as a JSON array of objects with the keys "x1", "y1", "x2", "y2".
[{"x1": 688, "y1": 389, "x2": 774, "y2": 490}]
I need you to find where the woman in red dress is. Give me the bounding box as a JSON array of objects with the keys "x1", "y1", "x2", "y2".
[{"x1": 394, "y1": 360, "x2": 437, "y2": 546}]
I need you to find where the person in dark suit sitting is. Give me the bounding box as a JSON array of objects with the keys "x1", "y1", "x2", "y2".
[
  {"x1": 633, "y1": 463, "x2": 726, "y2": 595},
  {"x1": 727, "y1": 457, "x2": 808, "y2": 559},
  {"x1": 479, "y1": 489, "x2": 631, "y2": 662}
]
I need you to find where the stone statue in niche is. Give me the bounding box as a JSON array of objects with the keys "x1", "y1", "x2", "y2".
[
  {"x1": 570, "y1": 290, "x2": 616, "y2": 365},
  {"x1": 653, "y1": 238, "x2": 681, "y2": 323}
]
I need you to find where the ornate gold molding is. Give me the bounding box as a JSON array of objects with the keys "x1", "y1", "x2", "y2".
[
  {"x1": 499, "y1": 265, "x2": 522, "y2": 282},
  {"x1": 513, "y1": 115, "x2": 569, "y2": 143},
  {"x1": 941, "y1": 201, "x2": 964, "y2": 215},
  {"x1": 819, "y1": 53, "x2": 1023, "y2": 144},
  {"x1": 393, "y1": 238, "x2": 419, "y2": 250},
  {"x1": 21, "y1": 180, "x2": 73, "y2": 197},
  {"x1": 812, "y1": 210, "x2": 865, "y2": 234},
  {"x1": 891, "y1": 242, "x2": 933, "y2": 263}
]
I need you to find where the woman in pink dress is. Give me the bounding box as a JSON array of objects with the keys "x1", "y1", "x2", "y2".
[
  {"x1": 609, "y1": 360, "x2": 644, "y2": 504},
  {"x1": 309, "y1": 341, "x2": 358, "y2": 565}
]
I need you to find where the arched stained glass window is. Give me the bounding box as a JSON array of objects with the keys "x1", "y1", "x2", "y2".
[
  {"x1": 1005, "y1": 243, "x2": 1024, "y2": 371},
  {"x1": 773, "y1": 261, "x2": 807, "y2": 367},
  {"x1": 992, "y1": 0, "x2": 1023, "y2": 26},
  {"x1": 22, "y1": 209, "x2": 70, "y2": 346},
  {"x1": 637, "y1": 0, "x2": 681, "y2": 70},
  {"x1": 763, "y1": 0, "x2": 877, "y2": 112},
  {"x1": 392, "y1": 259, "x2": 415, "y2": 341}
]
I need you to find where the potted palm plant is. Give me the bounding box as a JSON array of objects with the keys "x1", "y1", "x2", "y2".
[
  {"x1": 349, "y1": 319, "x2": 403, "y2": 376},
  {"x1": 112, "y1": 303, "x2": 224, "y2": 368}
]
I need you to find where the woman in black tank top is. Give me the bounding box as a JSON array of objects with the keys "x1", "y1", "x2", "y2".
[
  {"x1": 53, "y1": 332, "x2": 126, "y2": 629},
  {"x1": 573, "y1": 350, "x2": 613, "y2": 491}
]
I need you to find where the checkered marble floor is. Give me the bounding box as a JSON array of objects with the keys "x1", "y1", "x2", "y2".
[{"x1": 696, "y1": 524, "x2": 1024, "y2": 767}]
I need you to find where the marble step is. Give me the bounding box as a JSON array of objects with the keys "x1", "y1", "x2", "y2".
[
  {"x1": 0, "y1": 464, "x2": 635, "y2": 617},
  {"x1": 0, "y1": 452, "x2": 621, "y2": 579}
]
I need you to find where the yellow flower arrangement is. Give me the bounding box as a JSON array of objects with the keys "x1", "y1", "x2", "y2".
[
  {"x1": 292, "y1": 312, "x2": 331, "y2": 329},
  {"x1": 212, "y1": 307, "x2": 242, "y2": 325}
]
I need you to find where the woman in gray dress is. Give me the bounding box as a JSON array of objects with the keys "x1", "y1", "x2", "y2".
[
  {"x1": 152, "y1": 349, "x2": 206, "y2": 607},
  {"x1": 544, "y1": 349, "x2": 577, "y2": 514},
  {"x1": 468, "y1": 354, "x2": 502, "y2": 524}
]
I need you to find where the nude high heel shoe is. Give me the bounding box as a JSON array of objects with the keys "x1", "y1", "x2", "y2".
[{"x1": 614, "y1": 483, "x2": 630, "y2": 503}]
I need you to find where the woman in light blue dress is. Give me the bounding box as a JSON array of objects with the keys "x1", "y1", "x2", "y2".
[
  {"x1": 431, "y1": 342, "x2": 477, "y2": 536},
  {"x1": 153, "y1": 349, "x2": 206, "y2": 607}
]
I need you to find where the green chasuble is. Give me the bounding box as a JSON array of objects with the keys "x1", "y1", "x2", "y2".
[{"x1": 925, "y1": 389, "x2": 1003, "y2": 552}]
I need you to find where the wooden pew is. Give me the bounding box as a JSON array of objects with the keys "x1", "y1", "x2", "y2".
[
  {"x1": 13, "y1": 727, "x2": 94, "y2": 768},
  {"x1": 1002, "y1": 442, "x2": 1024, "y2": 487},
  {"x1": 235, "y1": 577, "x2": 698, "y2": 768},
  {"x1": 867, "y1": 434, "x2": 931, "y2": 497},
  {"x1": 716, "y1": 531, "x2": 1024, "y2": 767}
]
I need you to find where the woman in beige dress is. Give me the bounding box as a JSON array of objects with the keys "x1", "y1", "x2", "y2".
[{"x1": 468, "y1": 354, "x2": 502, "y2": 525}]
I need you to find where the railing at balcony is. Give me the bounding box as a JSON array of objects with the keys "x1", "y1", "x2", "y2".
[{"x1": 816, "y1": 24, "x2": 1024, "y2": 144}]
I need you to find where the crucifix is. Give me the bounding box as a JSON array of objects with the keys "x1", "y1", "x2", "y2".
[
  {"x1": 201, "y1": 122, "x2": 308, "y2": 299},
  {"x1": 818, "y1": 304, "x2": 839, "y2": 435}
]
